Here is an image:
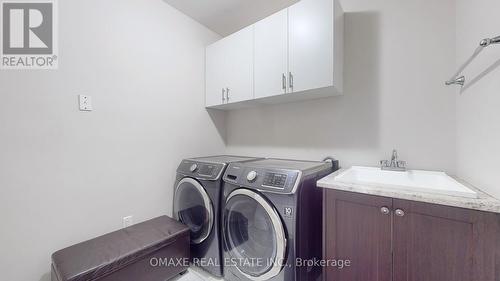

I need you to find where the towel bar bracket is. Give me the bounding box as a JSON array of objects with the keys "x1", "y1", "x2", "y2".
[
  {"x1": 446, "y1": 35, "x2": 500, "y2": 87},
  {"x1": 445, "y1": 76, "x2": 465, "y2": 86},
  {"x1": 480, "y1": 36, "x2": 500, "y2": 47}
]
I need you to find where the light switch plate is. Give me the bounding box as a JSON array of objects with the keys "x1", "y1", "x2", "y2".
[{"x1": 79, "y1": 95, "x2": 92, "y2": 111}]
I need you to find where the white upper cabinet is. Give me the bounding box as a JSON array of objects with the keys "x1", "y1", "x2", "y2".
[
  {"x1": 224, "y1": 26, "x2": 254, "y2": 104},
  {"x1": 206, "y1": 0, "x2": 343, "y2": 109},
  {"x1": 205, "y1": 26, "x2": 254, "y2": 107},
  {"x1": 289, "y1": 0, "x2": 341, "y2": 93},
  {"x1": 206, "y1": 40, "x2": 226, "y2": 107},
  {"x1": 254, "y1": 9, "x2": 289, "y2": 99}
]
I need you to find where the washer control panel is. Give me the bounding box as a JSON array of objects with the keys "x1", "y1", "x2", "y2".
[
  {"x1": 224, "y1": 165, "x2": 300, "y2": 193},
  {"x1": 177, "y1": 160, "x2": 224, "y2": 180},
  {"x1": 263, "y1": 172, "x2": 288, "y2": 188}
]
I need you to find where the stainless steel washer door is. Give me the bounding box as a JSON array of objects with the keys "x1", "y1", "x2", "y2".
[
  {"x1": 174, "y1": 178, "x2": 214, "y2": 244},
  {"x1": 224, "y1": 189, "x2": 287, "y2": 281}
]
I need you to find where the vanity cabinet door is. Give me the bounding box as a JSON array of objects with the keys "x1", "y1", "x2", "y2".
[
  {"x1": 323, "y1": 190, "x2": 393, "y2": 281},
  {"x1": 392, "y1": 199, "x2": 499, "y2": 281}
]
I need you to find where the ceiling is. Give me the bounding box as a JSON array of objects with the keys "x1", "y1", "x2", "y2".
[{"x1": 163, "y1": 0, "x2": 299, "y2": 36}]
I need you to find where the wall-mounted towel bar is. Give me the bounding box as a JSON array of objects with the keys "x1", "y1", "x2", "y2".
[{"x1": 446, "y1": 35, "x2": 500, "y2": 86}]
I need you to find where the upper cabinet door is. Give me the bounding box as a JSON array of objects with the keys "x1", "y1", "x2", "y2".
[
  {"x1": 224, "y1": 26, "x2": 254, "y2": 104},
  {"x1": 289, "y1": 0, "x2": 335, "y2": 93},
  {"x1": 254, "y1": 9, "x2": 289, "y2": 99},
  {"x1": 206, "y1": 40, "x2": 227, "y2": 107}
]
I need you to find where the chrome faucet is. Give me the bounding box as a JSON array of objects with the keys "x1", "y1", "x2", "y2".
[{"x1": 380, "y1": 149, "x2": 407, "y2": 171}]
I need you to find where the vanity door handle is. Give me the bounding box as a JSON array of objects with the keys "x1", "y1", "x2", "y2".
[
  {"x1": 282, "y1": 73, "x2": 287, "y2": 91},
  {"x1": 395, "y1": 209, "x2": 405, "y2": 217},
  {"x1": 226, "y1": 88, "x2": 230, "y2": 102},
  {"x1": 380, "y1": 207, "x2": 390, "y2": 215},
  {"x1": 289, "y1": 72, "x2": 294, "y2": 90}
]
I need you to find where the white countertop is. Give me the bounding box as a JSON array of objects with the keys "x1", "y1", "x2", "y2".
[{"x1": 318, "y1": 169, "x2": 500, "y2": 214}]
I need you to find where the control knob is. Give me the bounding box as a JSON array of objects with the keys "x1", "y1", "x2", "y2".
[
  {"x1": 247, "y1": 171, "x2": 258, "y2": 182},
  {"x1": 189, "y1": 164, "x2": 198, "y2": 172}
]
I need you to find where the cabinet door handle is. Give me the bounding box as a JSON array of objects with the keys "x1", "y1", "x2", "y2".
[
  {"x1": 395, "y1": 209, "x2": 405, "y2": 217},
  {"x1": 282, "y1": 73, "x2": 287, "y2": 91},
  {"x1": 222, "y1": 88, "x2": 226, "y2": 103},
  {"x1": 226, "y1": 88, "x2": 230, "y2": 102},
  {"x1": 289, "y1": 72, "x2": 294, "y2": 90},
  {"x1": 380, "y1": 206, "x2": 390, "y2": 215}
]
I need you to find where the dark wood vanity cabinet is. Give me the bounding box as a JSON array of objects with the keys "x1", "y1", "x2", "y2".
[
  {"x1": 323, "y1": 189, "x2": 393, "y2": 281},
  {"x1": 323, "y1": 189, "x2": 500, "y2": 281}
]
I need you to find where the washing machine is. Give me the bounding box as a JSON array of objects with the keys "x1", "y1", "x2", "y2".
[
  {"x1": 221, "y1": 158, "x2": 339, "y2": 281},
  {"x1": 173, "y1": 155, "x2": 262, "y2": 277}
]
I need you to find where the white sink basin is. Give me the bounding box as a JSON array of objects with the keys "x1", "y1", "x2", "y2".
[{"x1": 333, "y1": 166, "x2": 478, "y2": 198}]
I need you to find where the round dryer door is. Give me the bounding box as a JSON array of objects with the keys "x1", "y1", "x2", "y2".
[
  {"x1": 224, "y1": 189, "x2": 287, "y2": 281},
  {"x1": 174, "y1": 178, "x2": 214, "y2": 244}
]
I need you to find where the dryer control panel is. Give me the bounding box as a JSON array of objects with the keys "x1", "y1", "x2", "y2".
[
  {"x1": 177, "y1": 160, "x2": 224, "y2": 181},
  {"x1": 223, "y1": 165, "x2": 300, "y2": 194}
]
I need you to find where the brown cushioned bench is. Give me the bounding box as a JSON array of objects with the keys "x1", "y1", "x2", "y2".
[{"x1": 51, "y1": 216, "x2": 190, "y2": 281}]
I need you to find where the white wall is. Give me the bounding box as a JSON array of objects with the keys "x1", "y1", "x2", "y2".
[
  {"x1": 226, "y1": 0, "x2": 457, "y2": 173},
  {"x1": 0, "y1": 1, "x2": 224, "y2": 281},
  {"x1": 456, "y1": 0, "x2": 500, "y2": 199}
]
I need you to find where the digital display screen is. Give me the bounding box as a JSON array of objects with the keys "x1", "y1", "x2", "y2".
[
  {"x1": 263, "y1": 173, "x2": 287, "y2": 188},
  {"x1": 199, "y1": 165, "x2": 216, "y2": 176}
]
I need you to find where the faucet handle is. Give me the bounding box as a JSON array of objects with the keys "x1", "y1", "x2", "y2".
[
  {"x1": 397, "y1": 160, "x2": 407, "y2": 168},
  {"x1": 380, "y1": 160, "x2": 390, "y2": 167},
  {"x1": 391, "y1": 149, "x2": 399, "y2": 160}
]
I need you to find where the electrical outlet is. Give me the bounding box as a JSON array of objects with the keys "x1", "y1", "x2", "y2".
[
  {"x1": 123, "y1": 216, "x2": 133, "y2": 228},
  {"x1": 79, "y1": 95, "x2": 92, "y2": 111}
]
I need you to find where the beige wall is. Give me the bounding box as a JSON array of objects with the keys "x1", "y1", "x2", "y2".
[
  {"x1": 456, "y1": 0, "x2": 500, "y2": 199},
  {"x1": 226, "y1": 0, "x2": 457, "y2": 173},
  {"x1": 0, "y1": 1, "x2": 224, "y2": 281}
]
